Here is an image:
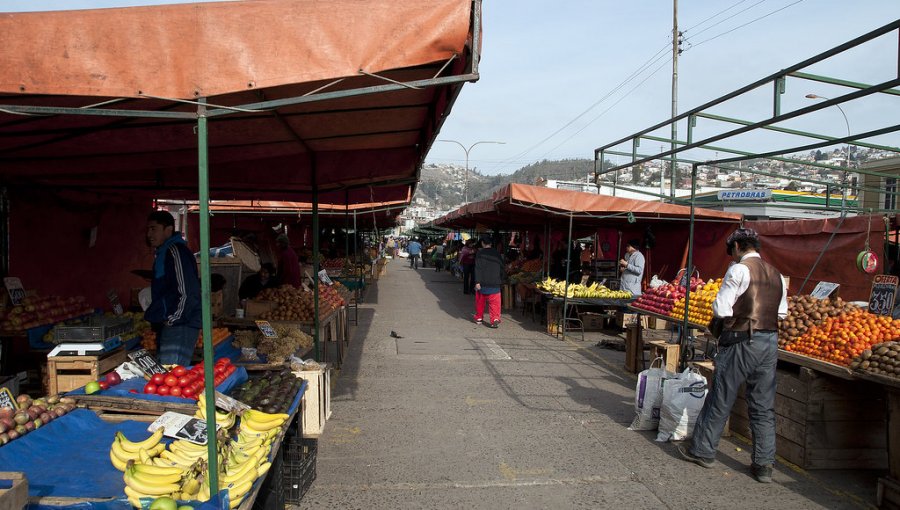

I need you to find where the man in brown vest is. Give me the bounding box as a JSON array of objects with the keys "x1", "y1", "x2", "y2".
[{"x1": 677, "y1": 227, "x2": 787, "y2": 483}]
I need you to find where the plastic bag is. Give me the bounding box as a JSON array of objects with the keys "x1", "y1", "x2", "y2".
[
  {"x1": 628, "y1": 357, "x2": 671, "y2": 431},
  {"x1": 655, "y1": 367, "x2": 708, "y2": 442},
  {"x1": 648, "y1": 275, "x2": 667, "y2": 289}
]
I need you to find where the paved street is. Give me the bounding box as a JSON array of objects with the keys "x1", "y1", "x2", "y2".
[{"x1": 296, "y1": 259, "x2": 879, "y2": 509}]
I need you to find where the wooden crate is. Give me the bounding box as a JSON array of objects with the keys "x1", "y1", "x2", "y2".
[
  {"x1": 244, "y1": 299, "x2": 277, "y2": 319},
  {"x1": 0, "y1": 472, "x2": 27, "y2": 510},
  {"x1": 293, "y1": 366, "x2": 331, "y2": 438},
  {"x1": 46, "y1": 347, "x2": 127, "y2": 395},
  {"x1": 730, "y1": 366, "x2": 887, "y2": 470},
  {"x1": 624, "y1": 324, "x2": 643, "y2": 374},
  {"x1": 648, "y1": 340, "x2": 680, "y2": 374}
]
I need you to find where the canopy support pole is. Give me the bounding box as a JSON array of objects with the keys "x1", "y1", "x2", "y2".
[
  {"x1": 0, "y1": 187, "x2": 9, "y2": 278},
  {"x1": 313, "y1": 168, "x2": 321, "y2": 362},
  {"x1": 196, "y1": 101, "x2": 220, "y2": 497},
  {"x1": 680, "y1": 163, "x2": 699, "y2": 371},
  {"x1": 562, "y1": 212, "x2": 574, "y2": 342},
  {"x1": 344, "y1": 191, "x2": 350, "y2": 258},
  {"x1": 545, "y1": 223, "x2": 551, "y2": 276}
]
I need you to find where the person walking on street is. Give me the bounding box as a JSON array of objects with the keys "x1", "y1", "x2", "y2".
[
  {"x1": 619, "y1": 239, "x2": 645, "y2": 296},
  {"x1": 459, "y1": 239, "x2": 476, "y2": 294},
  {"x1": 407, "y1": 238, "x2": 422, "y2": 269},
  {"x1": 144, "y1": 210, "x2": 201, "y2": 366},
  {"x1": 473, "y1": 234, "x2": 505, "y2": 328},
  {"x1": 677, "y1": 227, "x2": 788, "y2": 484},
  {"x1": 433, "y1": 242, "x2": 446, "y2": 272}
]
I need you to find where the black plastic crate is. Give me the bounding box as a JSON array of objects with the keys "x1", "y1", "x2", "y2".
[
  {"x1": 251, "y1": 440, "x2": 284, "y2": 510},
  {"x1": 283, "y1": 437, "x2": 317, "y2": 504}
]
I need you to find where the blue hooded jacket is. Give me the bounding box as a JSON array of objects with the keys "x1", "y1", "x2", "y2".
[{"x1": 144, "y1": 233, "x2": 202, "y2": 328}]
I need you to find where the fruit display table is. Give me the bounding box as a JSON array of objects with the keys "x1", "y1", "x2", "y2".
[
  {"x1": 854, "y1": 372, "x2": 900, "y2": 508},
  {"x1": 542, "y1": 292, "x2": 633, "y2": 336},
  {"x1": 0, "y1": 379, "x2": 309, "y2": 510}
]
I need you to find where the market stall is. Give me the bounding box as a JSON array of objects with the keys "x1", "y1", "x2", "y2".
[{"x1": 0, "y1": 0, "x2": 483, "y2": 506}]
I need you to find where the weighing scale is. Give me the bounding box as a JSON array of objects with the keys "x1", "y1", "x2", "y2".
[{"x1": 47, "y1": 336, "x2": 123, "y2": 357}]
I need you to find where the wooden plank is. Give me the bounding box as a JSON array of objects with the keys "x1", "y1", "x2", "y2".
[
  {"x1": 778, "y1": 350, "x2": 853, "y2": 380},
  {"x1": 71, "y1": 394, "x2": 196, "y2": 415},
  {"x1": 0, "y1": 472, "x2": 28, "y2": 510},
  {"x1": 805, "y1": 420, "x2": 887, "y2": 449},
  {"x1": 889, "y1": 389, "x2": 900, "y2": 480},
  {"x1": 877, "y1": 476, "x2": 900, "y2": 508},
  {"x1": 98, "y1": 413, "x2": 156, "y2": 423},
  {"x1": 648, "y1": 340, "x2": 679, "y2": 374},
  {"x1": 804, "y1": 448, "x2": 887, "y2": 470},
  {"x1": 774, "y1": 369, "x2": 809, "y2": 403}
]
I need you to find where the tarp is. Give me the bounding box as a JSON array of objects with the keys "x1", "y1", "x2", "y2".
[
  {"x1": 0, "y1": 0, "x2": 479, "y2": 201},
  {"x1": 749, "y1": 215, "x2": 887, "y2": 301}
]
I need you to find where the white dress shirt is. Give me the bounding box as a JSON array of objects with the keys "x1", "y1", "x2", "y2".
[{"x1": 712, "y1": 252, "x2": 788, "y2": 319}]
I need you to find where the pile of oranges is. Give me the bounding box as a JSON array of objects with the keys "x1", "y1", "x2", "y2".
[
  {"x1": 782, "y1": 309, "x2": 900, "y2": 366},
  {"x1": 669, "y1": 278, "x2": 722, "y2": 326}
]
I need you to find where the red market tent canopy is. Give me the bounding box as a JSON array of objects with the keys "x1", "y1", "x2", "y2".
[
  {"x1": 434, "y1": 184, "x2": 742, "y2": 282},
  {"x1": 0, "y1": 0, "x2": 480, "y2": 204}
]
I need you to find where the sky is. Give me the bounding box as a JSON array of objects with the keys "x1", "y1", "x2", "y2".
[{"x1": 4, "y1": 0, "x2": 900, "y2": 176}]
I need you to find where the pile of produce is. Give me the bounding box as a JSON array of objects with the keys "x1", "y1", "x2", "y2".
[
  {"x1": 230, "y1": 369, "x2": 302, "y2": 414},
  {"x1": 781, "y1": 309, "x2": 900, "y2": 366},
  {"x1": 232, "y1": 325, "x2": 313, "y2": 363},
  {"x1": 332, "y1": 281, "x2": 353, "y2": 304},
  {"x1": 850, "y1": 341, "x2": 900, "y2": 379},
  {"x1": 631, "y1": 277, "x2": 704, "y2": 316},
  {"x1": 321, "y1": 258, "x2": 348, "y2": 270},
  {"x1": 0, "y1": 295, "x2": 93, "y2": 331},
  {"x1": 536, "y1": 278, "x2": 632, "y2": 299},
  {"x1": 85, "y1": 370, "x2": 124, "y2": 394},
  {"x1": 0, "y1": 394, "x2": 77, "y2": 446},
  {"x1": 669, "y1": 278, "x2": 722, "y2": 326},
  {"x1": 776, "y1": 295, "x2": 857, "y2": 348},
  {"x1": 507, "y1": 271, "x2": 541, "y2": 284},
  {"x1": 257, "y1": 284, "x2": 340, "y2": 321},
  {"x1": 141, "y1": 358, "x2": 237, "y2": 399},
  {"x1": 195, "y1": 327, "x2": 232, "y2": 348},
  {"x1": 110, "y1": 394, "x2": 289, "y2": 508}
]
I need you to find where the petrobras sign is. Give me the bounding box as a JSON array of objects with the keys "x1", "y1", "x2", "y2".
[{"x1": 717, "y1": 189, "x2": 772, "y2": 201}]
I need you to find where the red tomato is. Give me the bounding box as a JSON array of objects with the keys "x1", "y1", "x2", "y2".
[
  {"x1": 215, "y1": 357, "x2": 228, "y2": 366},
  {"x1": 177, "y1": 376, "x2": 191, "y2": 387},
  {"x1": 156, "y1": 385, "x2": 171, "y2": 396},
  {"x1": 171, "y1": 366, "x2": 188, "y2": 377},
  {"x1": 143, "y1": 383, "x2": 158, "y2": 394},
  {"x1": 182, "y1": 386, "x2": 195, "y2": 398},
  {"x1": 164, "y1": 375, "x2": 179, "y2": 387},
  {"x1": 214, "y1": 365, "x2": 226, "y2": 376},
  {"x1": 225, "y1": 365, "x2": 236, "y2": 377},
  {"x1": 98, "y1": 381, "x2": 109, "y2": 390},
  {"x1": 214, "y1": 375, "x2": 224, "y2": 386},
  {"x1": 170, "y1": 386, "x2": 183, "y2": 397},
  {"x1": 151, "y1": 373, "x2": 166, "y2": 385}
]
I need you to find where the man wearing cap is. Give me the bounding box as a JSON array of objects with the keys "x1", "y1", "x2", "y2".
[
  {"x1": 275, "y1": 234, "x2": 302, "y2": 288},
  {"x1": 619, "y1": 239, "x2": 645, "y2": 296},
  {"x1": 473, "y1": 234, "x2": 505, "y2": 328},
  {"x1": 677, "y1": 227, "x2": 788, "y2": 484}
]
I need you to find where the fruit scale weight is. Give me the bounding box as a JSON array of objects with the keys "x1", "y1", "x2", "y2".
[{"x1": 48, "y1": 335, "x2": 122, "y2": 357}]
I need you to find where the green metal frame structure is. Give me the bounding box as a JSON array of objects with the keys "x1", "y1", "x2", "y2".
[{"x1": 593, "y1": 18, "x2": 900, "y2": 370}]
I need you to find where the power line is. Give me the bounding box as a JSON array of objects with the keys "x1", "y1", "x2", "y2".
[
  {"x1": 491, "y1": 41, "x2": 673, "y2": 171},
  {"x1": 689, "y1": 0, "x2": 805, "y2": 49},
  {"x1": 683, "y1": 0, "x2": 767, "y2": 41},
  {"x1": 682, "y1": 0, "x2": 753, "y2": 33}
]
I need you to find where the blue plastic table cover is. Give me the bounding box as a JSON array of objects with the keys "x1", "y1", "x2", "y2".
[{"x1": 65, "y1": 366, "x2": 248, "y2": 404}]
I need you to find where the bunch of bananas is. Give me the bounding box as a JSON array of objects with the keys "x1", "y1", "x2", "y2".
[
  {"x1": 536, "y1": 278, "x2": 633, "y2": 299},
  {"x1": 111, "y1": 394, "x2": 290, "y2": 508}
]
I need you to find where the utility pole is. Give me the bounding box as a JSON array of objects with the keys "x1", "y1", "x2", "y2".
[{"x1": 670, "y1": 0, "x2": 681, "y2": 200}]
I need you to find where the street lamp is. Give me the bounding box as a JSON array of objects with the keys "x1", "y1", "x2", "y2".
[
  {"x1": 437, "y1": 139, "x2": 505, "y2": 204},
  {"x1": 805, "y1": 94, "x2": 852, "y2": 212}
]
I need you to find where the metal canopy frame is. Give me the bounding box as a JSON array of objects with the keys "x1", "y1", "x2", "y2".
[{"x1": 593, "y1": 19, "x2": 900, "y2": 371}]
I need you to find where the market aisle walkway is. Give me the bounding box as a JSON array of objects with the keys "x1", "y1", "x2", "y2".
[{"x1": 296, "y1": 259, "x2": 875, "y2": 509}]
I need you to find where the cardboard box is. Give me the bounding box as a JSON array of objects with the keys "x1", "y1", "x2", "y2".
[
  {"x1": 245, "y1": 299, "x2": 277, "y2": 318},
  {"x1": 580, "y1": 312, "x2": 608, "y2": 331},
  {"x1": 210, "y1": 290, "x2": 224, "y2": 318}
]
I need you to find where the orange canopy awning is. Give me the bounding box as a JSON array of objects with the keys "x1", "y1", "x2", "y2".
[{"x1": 0, "y1": 0, "x2": 479, "y2": 203}]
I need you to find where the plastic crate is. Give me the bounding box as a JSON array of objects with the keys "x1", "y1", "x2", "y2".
[
  {"x1": 283, "y1": 437, "x2": 317, "y2": 504},
  {"x1": 251, "y1": 438, "x2": 284, "y2": 510}
]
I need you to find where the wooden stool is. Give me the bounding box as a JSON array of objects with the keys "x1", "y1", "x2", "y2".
[{"x1": 648, "y1": 340, "x2": 680, "y2": 374}]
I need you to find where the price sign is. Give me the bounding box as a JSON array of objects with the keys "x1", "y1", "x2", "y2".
[
  {"x1": 869, "y1": 274, "x2": 899, "y2": 316},
  {"x1": 215, "y1": 390, "x2": 250, "y2": 414},
  {"x1": 3, "y1": 277, "x2": 26, "y2": 306},
  {"x1": 810, "y1": 281, "x2": 839, "y2": 299},
  {"x1": 318, "y1": 269, "x2": 333, "y2": 286},
  {"x1": 127, "y1": 349, "x2": 167, "y2": 377},
  {"x1": 148, "y1": 412, "x2": 220, "y2": 445},
  {"x1": 0, "y1": 388, "x2": 17, "y2": 410},
  {"x1": 255, "y1": 320, "x2": 278, "y2": 339}
]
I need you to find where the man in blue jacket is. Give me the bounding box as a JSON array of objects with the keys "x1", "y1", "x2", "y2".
[{"x1": 144, "y1": 211, "x2": 201, "y2": 365}]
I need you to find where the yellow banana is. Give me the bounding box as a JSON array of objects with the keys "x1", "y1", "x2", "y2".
[
  {"x1": 256, "y1": 461, "x2": 271, "y2": 478},
  {"x1": 233, "y1": 436, "x2": 264, "y2": 450},
  {"x1": 243, "y1": 409, "x2": 289, "y2": 424},
  {"x1": 240, "y1": 416, "x2": 285, "y2": 432},
  {"x1": 132, "y1": 462, "x2": 186, "y2": 478},
  {"x1": 124, "y1": 466, "x2": 181, "y2": 495},
  {"x1": 112, "y1": 439, "x2": 164, "y2": 465},
  {"x1": 228, "y1": 494, "x2": 245, "y2": 509},
  {"x1": 123, "y1": 486, "x2": 155, "y2": 508},
  {"x1": 170, "y1": 440, "x2": 209, "y2": 453},
  {"x1": 224, "y1": 478, "x2": 254, "y2": 501},
  {"x1": 138, "y1": 448, "x2": 155, "y2": 465},
  {"x1": 151, "y1": 457, "x2": 189, "y2": 469},
  {"x1": 117, "y1": 428, "x2": 165, "y2": 453},
  {"x1": 181, "y1": 476, "x2": 201, "y2": 497},
  {"x1": 109, "y1": 448, "x2": 128, "y2": 472},
  {"x1": 169, "y1": 444, "x2": 209, "y2": 459},
  {"x1": 160, "y1": 450, "x2": 201, "y2": 467},
  {"x1": 128, "y1": 466, "x2": 184, "y2": 486}
]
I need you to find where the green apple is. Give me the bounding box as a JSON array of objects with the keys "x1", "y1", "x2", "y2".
[
  {"x1": 178, "y1": 506, "x2": 193, "y2": 510},
  {"x1": 84, "y1": 381, "x2": 101, "y2": 394},
  {"x1": 149, "y1": 497, "x2": 178, "y2": 510}
]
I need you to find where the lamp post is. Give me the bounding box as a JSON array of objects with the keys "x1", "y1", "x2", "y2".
[
  {"x1": 437, "y1": 140, "x2": 505, "y2": 204},
  {"x1": 805, "y1": 94, "x2": 852, "y2": 212}
]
